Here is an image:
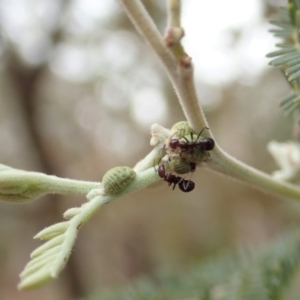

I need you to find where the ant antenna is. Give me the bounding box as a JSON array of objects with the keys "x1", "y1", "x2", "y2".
[{"x1": 196, "y1": 127, "x2": 209, "y2": 141}]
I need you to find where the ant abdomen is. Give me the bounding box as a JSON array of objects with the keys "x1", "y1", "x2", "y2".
[
  {"x1": 156, "y1": 163, "x2": 195, "y2": 192},
  {"x1": 198, "y1": 137, "x2": 214, "y2": 151},
  {"x1": 178, "y1": 179, "x2": 195, "y2": 192}
]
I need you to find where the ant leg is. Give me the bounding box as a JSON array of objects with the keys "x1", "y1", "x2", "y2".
[
  {"x1": 183, "y1": 163, "x2": 195, "y2": 186},
  {"x1": 196, "y1": 127, "x2": 209, "y2": 142},
  {"x1": 190, "y1": 131, "x2": 194, "y2": 142},
  {"x1": 190, "y1": 163, "x2": 196, "y2": 173},
  {"x1": 177, "y1": 177, "x2": 185, "y2": 189},
  {"x1": 172, "y1": 182, "x2": 177, "y2": 190},
  {"x1": 169, "y1": 131, "x2": 179, "y2": 140},
  {"x1": 181, "y1": 136, "x2": 189, "y2": 143},
  {"x1": 175, "y1": 128, "x2": 187, "y2": 139}
]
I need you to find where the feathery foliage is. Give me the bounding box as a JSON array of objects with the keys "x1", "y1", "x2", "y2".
[
  {"x1": 18, "y1": 195, "x2": 108, "y2": 290},
  {"x1": 267, "y1": 0, "x2": 300, "y2": 120},
  {"x1": 84, "y1": 229, "x2": 300, "y2": 300},
  {"x1": 18, "y1": 167, "x2": 159, "y2": 290}
]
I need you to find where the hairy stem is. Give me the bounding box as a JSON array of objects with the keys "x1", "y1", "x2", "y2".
[
  {"x1": 119, "y1": 0, "x2": 207, "y2": 132},
  {"x1": 39, "y1": 175, "x2": 99, "y2": 195},
  {"x1": 0, "y1": 166, "x2": 100, "y2": 203},
  {"x1": 208, "y1": 144, "x2": 300, "y2": 200},
  {"x1": 167, "y1": 0, "x2": 181, "y2": 27}
]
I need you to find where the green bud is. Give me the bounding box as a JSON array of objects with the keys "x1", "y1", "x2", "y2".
[{"x1": 102, "y1": 166, "x2": 136, "y2": 195}]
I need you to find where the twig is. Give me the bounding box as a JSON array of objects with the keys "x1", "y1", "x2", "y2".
[
  {"x1": 208, "y1": 149, "x2": 300, "y2": 200},
  {"x1": 119, "y1": 0, "x2": 207, "y2": 132},
  {"x1": 119, "y1": 0, "x2": 300, "y2": 201}
]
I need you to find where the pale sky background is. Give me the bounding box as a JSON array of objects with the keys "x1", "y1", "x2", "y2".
[
  {"x1": 0, "y1": 0, "x2": 287, "y2": 127},
  {"x1": 183, "y1": 0, "x2": 275, "y2": 85},
  {"x1": 0, "y1": 0, "x2": 283, "y2": 83}
]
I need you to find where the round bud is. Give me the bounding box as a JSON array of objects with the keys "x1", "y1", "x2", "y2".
[
  {"x1": 102, "y1": 166, "x2": 136, "y2": 195},
  {"x1": 170, "y1": 121, "x2": 194, "y2": 139},
  {"x1": 171, "y1": 157, "x2": 196, "y2": 175}
]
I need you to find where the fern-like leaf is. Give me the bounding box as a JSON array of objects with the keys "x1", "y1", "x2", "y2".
[
  {"x1": 267, "y1": 0, "x2": 300, "y2": 120},
  {"x1": 18, "y1": 194, "x2": 107, "y2": 290},
  {"x1": 280, "y1": 92, "x2": 300, "y2": 116},
  {"x1": 267, "y1": 5, "x2": 299, "y2": 81}
]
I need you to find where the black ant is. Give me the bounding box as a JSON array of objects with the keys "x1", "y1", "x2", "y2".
[
  {"x1": 157, "y1": 164, "x2": 195, "y2": 193},
  {"x1": 169, "y1": 127, "x2": 215, "y2": 153}
]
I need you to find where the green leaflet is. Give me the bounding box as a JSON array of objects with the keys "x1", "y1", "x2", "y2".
[{"x1": 267, "y1": 0, "x2": 300, "y2": 121}]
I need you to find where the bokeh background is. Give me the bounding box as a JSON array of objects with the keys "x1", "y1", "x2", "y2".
[{"x1": 0, "y1": 0, "x2": 298, "y2": 299}]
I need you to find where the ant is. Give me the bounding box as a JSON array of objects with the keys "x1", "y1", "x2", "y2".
[
  {"x1": 157, "y1": 164, "x2": 195, "y2": 193},
  {"x1": 169, "y1": 127, "x2": 215, "y2": 153}
]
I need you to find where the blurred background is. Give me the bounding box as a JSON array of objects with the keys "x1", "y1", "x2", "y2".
[{"x1": 0, "y1": 0, "x2": 298, "y2": 299}]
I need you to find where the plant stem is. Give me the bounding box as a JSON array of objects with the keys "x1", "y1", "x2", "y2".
[
  {"x1": 208, "y1": 144, "x2": 300, "y2": 200},
  {"x1": 119, "y1": 0, "x2": 207, "y2": 132},
  {"x1": 119, "y1": 0, "x2": 175, "y2": 75},
  {"x1": 167, "y1": 0, "x2": 181, "y2": 27},
  {"x1": 120, "y1": 0, "x2": 300, "y2": 201},
  {"x1": 41, "y1": 175, "x2": 99, "y2": 195},
  {"x1": 0, "y1": 167, "x2": 99, "y2": 203}
]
